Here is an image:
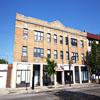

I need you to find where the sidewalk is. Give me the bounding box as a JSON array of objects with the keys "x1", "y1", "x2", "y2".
[{"x1": 1, "y1": 83, "x2": 100, "y2": 95}]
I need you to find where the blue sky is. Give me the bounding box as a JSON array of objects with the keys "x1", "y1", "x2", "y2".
[{"x1": 0, "y1": 0, "x2": 100, "y2": 63}]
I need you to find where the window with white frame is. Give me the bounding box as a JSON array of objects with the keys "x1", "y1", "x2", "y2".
[
  {"x1": 22, "y1": 46, "x2": 27, "y2": 56},
  {"x1": 88, "y1": 39, "x2": 93, "y2": 46},
  {"x1": 23, "y1": 28, "x2": 28, "y2": 39},
  {"x1": 54, "y1": 34, "x2": 57, "y2": 43},
  {"x1": 60, "y1": 51, "x2": 63, "y2": 59},
  {"x1": 54, "y1": 50, "x2": 57, "y2": 59},
  {"x1": 81, "y1": 40, "x2": 84, "y2": 48},
  {"x1": 65, "y1": 37, "x2": 68, "y2": 45},
  {"x1": 82, "y1": 53, "x2": 84, "y2": 61},
  {"x1": 47, "y1": 49, "x2": 51, "y2": 58},
  {"x1": 60, "y1": 36, "x2": 63, "y2": 44},
  {"x1": 66, "y1": 52, "x2": 69, "y2": 60},
  {"x1": 72, "y1": 52, "x2": 78, "y2": 61},
  {"x1": 34, "y1": 30, "x2": 44, "y2": 41},
  {"x1": 47, "y1": 33, "x2": 51, "y2": 42},
  {"x1": 71, "y1": 38, "x2": 77, "y2": 46},
  {"x1": 34, "y1": 48, "x2": 44, "y2": 57}
]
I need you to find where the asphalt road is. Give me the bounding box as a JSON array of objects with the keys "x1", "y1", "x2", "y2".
[{"x1": 1, "y1": 86, "x2": 100, "y2": 100}]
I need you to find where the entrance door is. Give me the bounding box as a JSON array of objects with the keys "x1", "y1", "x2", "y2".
[
  {"x1": 81, "y1": 67, "x2": 88, "y2": 83},
  {"x1": 75, "y1": 66, "x2": 80, "y2": 83},
  {"x1": 65, "y1": 71, "x2": 73, "y2": 84},
  {"x1": 57, "y1": 72, "x2": 62, "y2": 84},
  {"x1": 33, "y1": 65, "x2": 40, "y2": 86}
]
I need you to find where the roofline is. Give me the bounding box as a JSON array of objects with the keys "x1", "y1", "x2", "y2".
[
  {"x1": 16, "y1": 18, "x2": 87, "y2": 37},
  {"x1": 87, "y1": 32, "x2": 100, "y2": 40}
]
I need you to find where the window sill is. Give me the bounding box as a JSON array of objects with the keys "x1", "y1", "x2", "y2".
[
  {"x1": 34, "y1": 40, "x2": 44, "y2": 42},
  {"x1": 23, "y1": 38, "x2": 28, "y2": 40},
  {"x1": 71, "y1": 46, "x2": 77, "y2": 47},
  {"x1": 54, "y1": 43, "x2": 57, "y2": 45}
]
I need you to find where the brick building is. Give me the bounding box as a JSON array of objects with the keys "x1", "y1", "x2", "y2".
[{"x1": 11, "y1": 14, "x2": 90, "y2": 88}]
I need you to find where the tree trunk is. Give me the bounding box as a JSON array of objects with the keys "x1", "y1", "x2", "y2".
[
  {"x1": 95, "y1": 72, "x2": 97, "y2": 83},
  {"x1": 98, "y1": 74, "x2": 99, "y2": 83},
  {"x1": 99, "y1": 72, "x2": 100, "y2": 84},
  {"x1": 89, "y1": 67, "x2": 92, "y2": 82}
]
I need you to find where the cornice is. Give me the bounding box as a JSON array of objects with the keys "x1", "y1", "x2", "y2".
[{"x1": 16, "y1": 18, "x2": 87, "y2": 37}]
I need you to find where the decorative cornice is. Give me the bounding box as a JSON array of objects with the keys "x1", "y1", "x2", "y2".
[{"x1": 16, "y1": 18, "x2": 87, "y2": 37}]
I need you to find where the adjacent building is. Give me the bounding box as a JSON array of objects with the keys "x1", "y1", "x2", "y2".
[
  {"x1": 87, "y1": 32, "x2": 100, "y2": 82},
  {"x1": 12, "y1": 14, "x2": 90, "y2": 88},
  {"x1": 87, "y1": 32, "x2": 100, "y2": 51},
  {"x1": 0, "y1": 64, "x2": 13, "y2": 88}
]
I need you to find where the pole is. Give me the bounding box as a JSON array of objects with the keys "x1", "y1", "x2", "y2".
[
  {"x1": 6, "y1": 54, "x2": 8, "y2": 64},
  {"x1": 32, "y1": 71, "x2": 34, "y2": 89},
  {"x1": 68, "y1": 35, "x2": 71, "y2": 87},
  {"x1": 26, "y1": 67, "x2": 27, "y2": 91}
]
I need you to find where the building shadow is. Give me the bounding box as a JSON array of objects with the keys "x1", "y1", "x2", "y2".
[{"x1": 54, "y1": 90, "x2": 100, "y2": 100}]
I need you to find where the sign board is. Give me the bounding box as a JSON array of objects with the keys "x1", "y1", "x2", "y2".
[{"x1": 54, "y1": 65, "x2": 64, "y2": 71}]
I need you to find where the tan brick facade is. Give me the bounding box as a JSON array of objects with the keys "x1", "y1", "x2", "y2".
[{"x1": 14, "y1": 14, "x2": 88, "y2": 65}]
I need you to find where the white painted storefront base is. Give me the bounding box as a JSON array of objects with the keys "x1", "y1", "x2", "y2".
[{"x1": 11, "y1": 62, "x2": 90, "y2": 88}]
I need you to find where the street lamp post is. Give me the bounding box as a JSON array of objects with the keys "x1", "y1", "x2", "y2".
[
  {"x1": 26, "y1": 66, "x2": 29, "y2": 91},
  {"x1": 67, "y1": 35, "x2": 72, "y2": 87},
  {"x1": 68, "y1": 35, "x2": 76, "y2": 87}
]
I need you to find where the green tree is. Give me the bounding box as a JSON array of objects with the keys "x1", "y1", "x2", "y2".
[
  {"x1": 88, "y1": 40, "x2": 98, "y2": 80},
  {"x1": 43, "y1": 57, "x2": 57, "y2": 85},
  {"x1": 0, "y1": 59, "x2": 8, "y2": 64},
  {"x1": 45, "y1": 57, "x2": 57, "y2": 75},
  {"x1": 97, "y1": 41, "x2": 100, "y2": 83}
]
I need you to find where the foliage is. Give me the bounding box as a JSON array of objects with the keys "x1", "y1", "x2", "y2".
[
  {"x1": 97, "y1": 42, "x2": 100, "y2": 74},
  {"x1": 0, "y1": 59, "x2": 8, "y2": 64},
  {"x1": 88, "y1": 40, "x2": 98, "y2": 73},
  {"x1": 88, "y1": 40, "x2": 100, "y2": 83},
  {"x1": 43, "y1": 57, "x2": 57, "y2": 76}
]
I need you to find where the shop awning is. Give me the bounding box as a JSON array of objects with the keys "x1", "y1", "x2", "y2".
[{"x1": 54, "y1": 65, "x2": 64, "y2": 71}]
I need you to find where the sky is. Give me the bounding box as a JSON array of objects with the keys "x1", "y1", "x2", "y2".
[{"x1": 0, "y1": 0, "x2": 100, "y2": 63}]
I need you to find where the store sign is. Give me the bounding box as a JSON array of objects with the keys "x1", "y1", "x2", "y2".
[{"x1": 54, "y1": 66, "x2": 64, "y2": 71}]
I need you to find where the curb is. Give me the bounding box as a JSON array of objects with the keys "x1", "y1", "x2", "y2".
[{"x1": 1, "y1": 83, "x2": 100, "y2": 96}]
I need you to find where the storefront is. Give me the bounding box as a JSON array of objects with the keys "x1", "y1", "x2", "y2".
[
  {"x1": 16, "y1": 64, "x2": 30, "y2": 87},
  {"x1": 81, "y1": 66, "x2": 88, "y2": 83},
  {"x1": 12, "y1": 63, "x2": 89, "y2": 88}
]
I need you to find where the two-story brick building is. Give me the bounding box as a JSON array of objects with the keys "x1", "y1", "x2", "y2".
[{"x1": 11, "y1": 14, "x2": 90, "y2": 88}]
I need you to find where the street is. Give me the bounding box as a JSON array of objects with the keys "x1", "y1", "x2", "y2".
[{"x1": 0, "y1": 86, "x2": 100, "y2": 100}]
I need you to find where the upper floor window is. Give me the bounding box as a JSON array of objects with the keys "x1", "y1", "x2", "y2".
[
  {"x1": 34, "y1": 30, "x2": 44, "y2": 41},
  {"x1": 71, "y1": 38, "x2": 77, "y2": 46},
  {"x1": 54, "y1": 34, "x2": 57, "y2": 43},
  {"x1": 47, "y1": 33, "x2": 51, "y2": 42},
  {"x1": 65, "y1": 37, "x2": 68, "y2": 45},
  {"x1": 72, "y1": 52, "x2": 78, "y2": 61},
  {"x1": 34, "y1": 48, "x2": 44, "y2": 57},
  {"x1": 60, "y1": 51, "x2": 63, "y2": 59},
  {"x1": 82, "y1": 53, "x2": 84, "y2": 61},
  {"x1": 81, "y1": 40, "x2": 84, "y2": 48},
  {"x1": 60, "y1": 36, "x2": 63, "y2": 44},
  {"x1": 47, "y1": 49, "x2": 51, "y2": 58},
  {"x1": 54, "y1": 50, "x2": 57, "y2": 59},
  {"x1": 22, "y1": 46, "x2": 27, "y2": 56},
  {"x1": 66, "y1": 52, "x2": 69, "y2": 60},
  {"x1": 23, "y1": 28, "x2": 28, "y2": 39},
  {"x1": 88, "y1": 39, "x2": 93, "y2": 46}
]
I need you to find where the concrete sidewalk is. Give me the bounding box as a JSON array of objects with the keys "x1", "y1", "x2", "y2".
[{"x1": 0, "y1": 83, "x2": 100, "y2": 96}]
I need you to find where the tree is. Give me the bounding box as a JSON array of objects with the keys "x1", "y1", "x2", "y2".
[
  {"x1": 43, "y1": 57, "x2": 57, "y2": 85},
  {"x1": 88, "y1": 40, "x2": 98, "y2": 80},
  {"x1": 0, "y1": 59, "x2": 8, "y2": 64},
  {"x1": 97, "y1": 41, "x2": 100, "y2": 83}
]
